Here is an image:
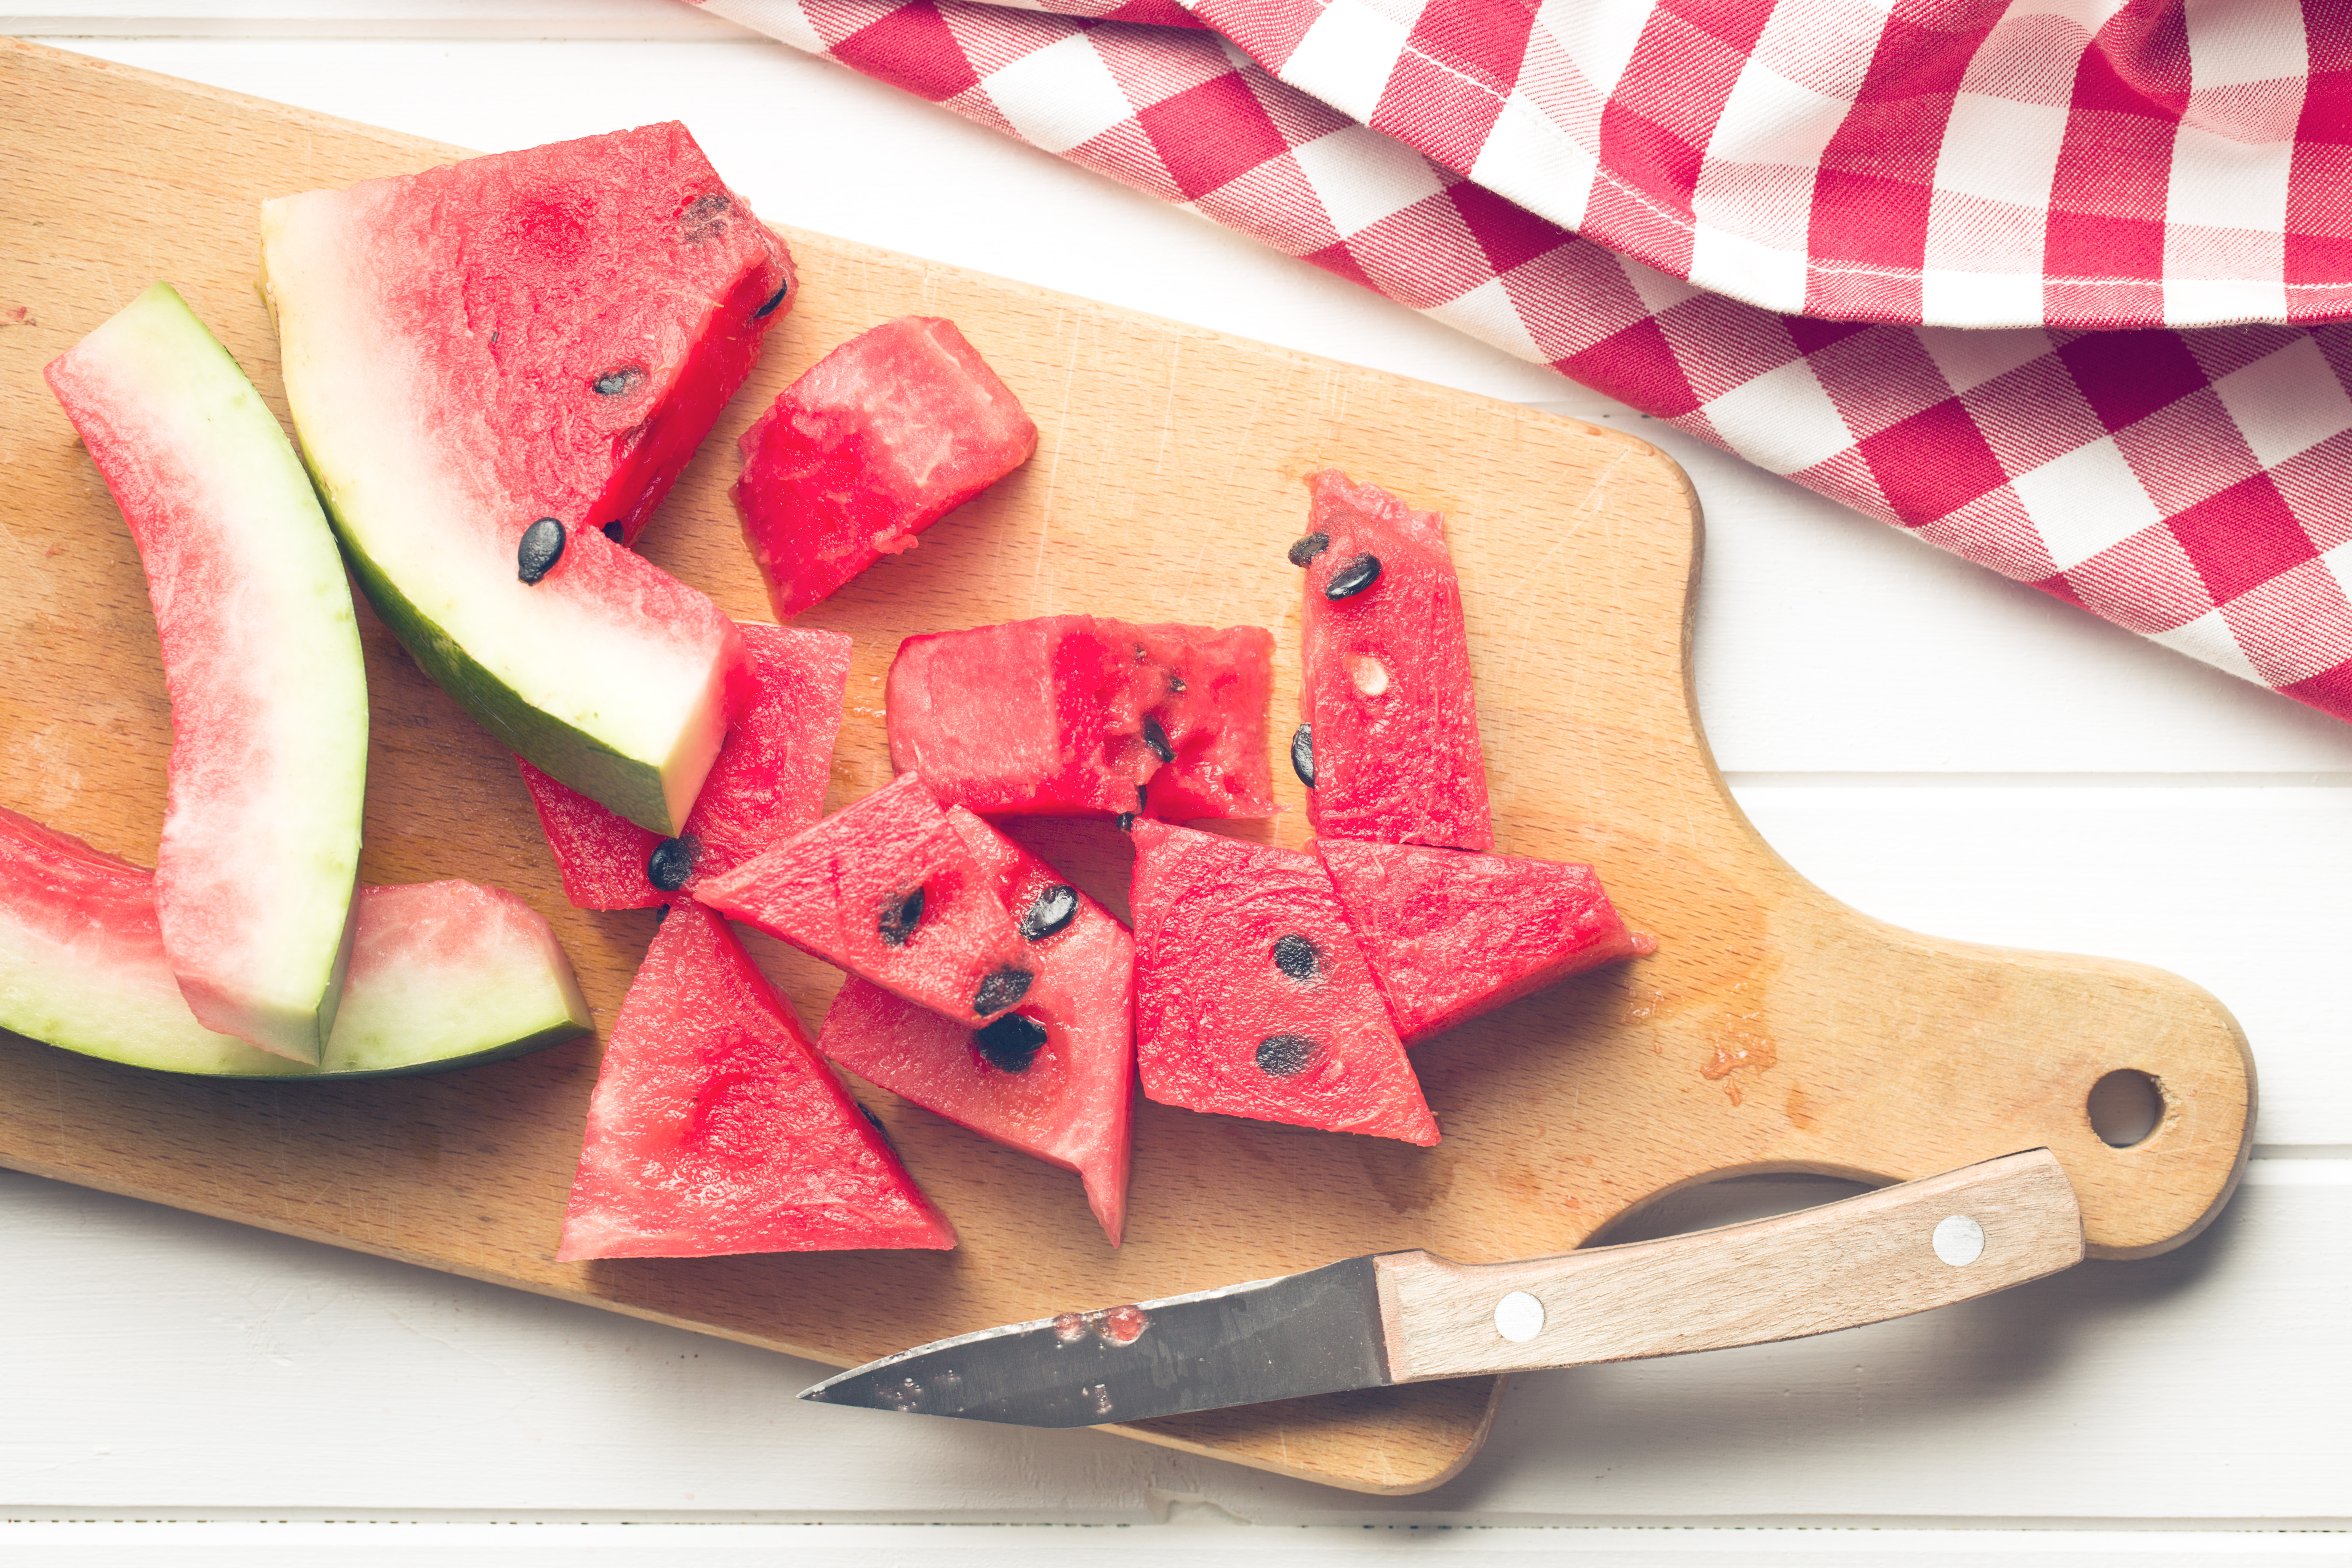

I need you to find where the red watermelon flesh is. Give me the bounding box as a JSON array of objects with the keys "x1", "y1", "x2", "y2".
[
  {"x1": 519, "y1": 623, "x2": 852, "y2": 910},
  {"x1": 887, "y1": 616, "x2": 1274, "y2": 820},
  {"x1": 557, "y1": 898, "x2": 955, "y2": 1259},
  {"x1": 1314, "y1": 839, "x2": 1657, "y2": 1045},
  {"x1": 1129, "y1": 819, "x2": 1436, "y2": 1145},
  {"x1": 289, "y1": 124, "x2": 792, "y2": 549},
  {"x1": 887, "y1": 617, "x2": 1155, "y2": 817},
  {"x1": 694, "y1": 773, "x2": 1034, "y2": 1026},
  {"x1": 1130, "y1": 623, "x2": 1277, "y2": 821},
  {"x1": 820, "y1": 807, "x2": 1135, "y2": 1245},
  {"x1": 1298, "y1": 470, "x2": 1491, "y2": 852},
  {"x1": 732, "y1": 315, "x2": 1037, "y2": 618}
]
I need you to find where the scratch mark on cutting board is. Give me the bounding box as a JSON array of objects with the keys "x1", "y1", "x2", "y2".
[
  {"x1": 1151, "y1": 331, "x2": 1182, "y2": 479},
  {"x1": 1491, "y1": 445, "x2": 1637, "y2": 718},
  {"x1": 1030, "y1": 309, "x2": 1082, "y2": 609}
]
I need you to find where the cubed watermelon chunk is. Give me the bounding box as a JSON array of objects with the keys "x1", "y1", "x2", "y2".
[
  {"x1": 695, "y1": 774, "x2": 1035, "y2": 1026},
  {"x1": 519, "y1": 623, "x2": 852, "y2": 910},
  {"x1": 821, "y1": 808, "x2": 1135, "y2": 1245},
  {"x1": 887, "y1": 617, "x2": 1152, "y2": 818},
  {"x1": 887, "y1": 616, "x2": 1274, "y2": 820},
  {"x1": 0, "y1": 804, "x2": 591, "y2": 1079},
  {"x1": 262, "y1": 124, "x2": 787, "y2": 834},
  {"x1": 557, "y1": 899, "x2": 955, "y2": 1259},
  {"x1": 1315, "y1": 839, "x2": 1656, "y2": 1044},
  {"x1": 732, "y1": 315, "x2": 1037, "y2": 618},
  {"x1": 44, "y1": 282, "x2": 368, "y2": 1064},
  {"x1": 1129, "y1": 819, "x2": 1436, "y2": 1145},
  {"x1": 1296, "y1": 470, "x2": 1491, "y2": 851}
]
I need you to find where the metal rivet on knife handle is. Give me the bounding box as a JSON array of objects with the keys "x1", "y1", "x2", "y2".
[
  {"x1": 1932, "y1": 1214, "x2": 1986, "y2": 1266},
  {"x1": 1492, "y1": 1291, "x2": 1544, "y2": 1343}
]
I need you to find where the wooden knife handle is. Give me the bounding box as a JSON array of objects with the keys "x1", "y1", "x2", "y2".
[{"x1": 1372, "y1": 1148, "x2": 2085, "y2": 1383}]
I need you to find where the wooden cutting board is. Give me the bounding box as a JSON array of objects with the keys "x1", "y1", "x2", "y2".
[{"x1": 0, "y1": 39, "x2": 2253, "y2": 1495}]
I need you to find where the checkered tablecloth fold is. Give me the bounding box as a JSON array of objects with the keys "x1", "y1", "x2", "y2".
[{"x1": 696, "y1": 0, "x2": 2352, "y2": 724}]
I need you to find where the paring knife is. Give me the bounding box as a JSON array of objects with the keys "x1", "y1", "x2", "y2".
[{"x1": 800, "y1": 1148, "x2": 2084, "y2": 1427}]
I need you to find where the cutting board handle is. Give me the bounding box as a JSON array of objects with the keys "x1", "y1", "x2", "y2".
[{"x1": 1373, "y1": 1149, "x2": 2084, "y2": 1382}]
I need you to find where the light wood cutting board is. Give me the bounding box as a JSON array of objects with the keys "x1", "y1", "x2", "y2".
[{"x1": 0, "y1": 39, "x2": 2254, "y2": 1495}]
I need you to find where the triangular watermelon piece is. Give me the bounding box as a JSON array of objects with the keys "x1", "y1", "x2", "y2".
[
  {"x1": 732, "y1": 315, "x2": 1038, "y2": 617},
  {"x1": 519, "y1": 623, "x2": 852, "y2": 909},
  {"x1": 820, "y1": 807, "x2": 1134, "y2": 1244},
  {"x1": 1296, "y1": 470, "x2": 1491, "y2": 851},
  {"x1": 1129, "y1": 819, "x2": 1436, "y2": 1145},
  {"x1": 557, "y1": 899, "x2": 956, "y2": 1259},
  {"x1": 695, "y1": 773, "x2": 1033, "y2": 1026},
  {"x1": 1314, "y1": 839, "x2": 1657, "y2": 1045}
]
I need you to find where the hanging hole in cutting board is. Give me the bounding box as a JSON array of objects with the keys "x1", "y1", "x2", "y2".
[{"x1": 2087, "y1": 1068, "x2": 2163, "y2": 1148}]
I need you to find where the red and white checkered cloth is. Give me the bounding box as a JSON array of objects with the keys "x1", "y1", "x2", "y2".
[{"x1": 693, "y1": 0, "x2": 2352, "y2": 723}]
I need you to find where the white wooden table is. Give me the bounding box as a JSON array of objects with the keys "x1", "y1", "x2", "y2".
[{"x1": 3, "y1": 6, "x2": 2347, "y2": 1562}]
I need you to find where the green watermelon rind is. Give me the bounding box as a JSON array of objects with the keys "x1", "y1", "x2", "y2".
[
  {"x1": 45, "y1": 281, "x2": 371, "y2": 1065},
  {"x1": 332, "y1": 531, "x2": 672, "y2": 831},
  {"x1": 0, "y1": 810, "x2": 594, "y2": 1082}
]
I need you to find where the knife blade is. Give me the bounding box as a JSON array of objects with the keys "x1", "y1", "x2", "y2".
[{"x1": 800, "y1": 1147, "x2": 2085, "y2": 1428}]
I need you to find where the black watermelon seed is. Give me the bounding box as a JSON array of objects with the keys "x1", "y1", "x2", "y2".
[
  {"x1": 1323, "y1": 552, "x2": 1383, "y2": 600},
  {"x1": 973, "y1": 1013, "x2": 1048, "y2": 1074},
  {"x1": 646, "y1": 836, "x2": 696, "y2": 892},
  {"x1": 1256, "y1": 1033, "x2": 1318, "y2": 1077},
  {"x1": 517, "y1": 517, "x2": 565, "y2": 584},
  {"x1": 593, "y1": 365, "x2": 647, "y2": 397},
  {"x1": 1115, "y1": 812, "x2": 1136, "y2": 832},
  {"x1": 1143, "y1": 717, "x2": 1174, "y2": 764},
  {"x1": 1020, "y1": 884, "x2": 1079, "y2": 942},
  {"x1": 1271, "y1": 933, "x2": 1323, "y2": 983},
  {"x1": 602, "y1": 521, "x2": 625, "y2": 543},
  {"x1": 1168, "y1": 675, "x2": 1187, "y2": 693},
  {"x1": 1288, "y1": 531, "x2": 1331, "y2": 567},
  {"x1": 1291, "y1": 723, "x2": 1316, "y2": 789},
  {"x1": 972, "y1": 966, "x2": 1033, "y2": 1017},
  {"x1": 754, "y1": 279, "x2": 790, "y2": 318},
  {"x1": 878, "y1": 886, "x2": 925, "y2": 947}
]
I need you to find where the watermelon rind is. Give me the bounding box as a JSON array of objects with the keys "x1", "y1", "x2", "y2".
[
  {"x1": 0, "y1": 807, "x2": 591, "y2": 1080},
  {"x1": 257, "y1": 128, "x2": 780, "y2": 834},
  {"x1": 43, "y1": 282, "x2": 368, "y2": 1065}
]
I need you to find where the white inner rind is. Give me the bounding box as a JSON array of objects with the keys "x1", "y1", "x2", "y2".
[
  {"x1": 58, "y1": 283, "x2": 368, "y2": 1065},
  {"x1": 261, "y1": 190, "x2": 730, "y2": 810},
  {"x1": 0, "y1": 876, "x2": 590, "y2": 1080}
]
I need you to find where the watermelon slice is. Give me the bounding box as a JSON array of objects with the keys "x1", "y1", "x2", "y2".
[
  {"x1": 695, "y1": 774, "x2": 1035, "y2": 1026},
  {"x1": 1314, "y1": 839, "x2": 1657, "y2": 1044},
  {"x1": 732, "y1": 315, "x2": 1038, "y2": 617},
  {"x1": 0, "y1": 804, "x2": 590, "y2": 1079},
  {"x1": 1129, "y1": 819, "x2": 1436, "y2": 1144},
  {"x1": 1296, "y1": 470, "x2": 1491, "y2": 852},
  {"x1": 261, "y1": 124, "x2": 789, "y2": 834},
  {"x1": 43, "y1": 281, "x2": 368, "y2": 1064},
  {"x1": 520, "y1": 623, "x2": 852, "y2": 910},
  {"x1": 886, "y1": 616, "x2": 1273, "y2": 820},
  {"x1": 820, "y1": 807, "x2": 1134, "y2": 1245},
  {"x1": 557, "y1": 898, "x2": 957, "y2": 1259}
]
